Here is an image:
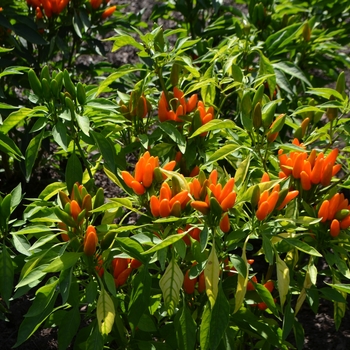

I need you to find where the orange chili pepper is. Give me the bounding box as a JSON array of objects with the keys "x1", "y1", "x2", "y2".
[
  {"x1": 150, "y1": 195, "x2": 160, "y2": 217},
  {"x1": 186, "y1": 94, "x2": 198, "y2": 113},
  {"x1": 318, "y1": 200, "x2": 330, "y2": 222},
  {"x1": 300, "y1": 171, "x2": 311, "y2": 191},
  {"x1": 330, "y1": 219, "x2": 340, "y2": 237},
  {"x1": 277, "y1": 190, "x2": 299, "y2": 210},
  {"x1": 159, "y1": 198, "x2": 171, "y2": 217},
  {"x1": 183, "y1": 270, "x2": 197, "y2": 294},
  {"x1": 84, "y1": 226, "x2": 98, "y2": 256},
  {"x1": 70, "y1": 200, "x2": 81, "y2": 221},
  {"x1": 220, "y1": 192, "x2": 236, "y2": 212},
  {"x1": 266, "y1": 190, "x2": 279, "y2": 214},
  {"x1": 130, "y1": 258, "x2": 142, "y2": 269},
  {"x1": 112, "y1": 257, "x2": 129, "y2": 279},
  {"x1": 130, "y1": 181, "x2": 145, "y2": 195},
  {"x1": 220, "y1": 213, "x2": 230, "y2": 233},
  {"x1": 191, "y1": 201, "x2": 210, "y2": 215},
  {"x1": 218, "y1": 178, "x2": 235, "y2": 204},
  {"x1": 264, "y1": 280, "x2": 274, "y2": 293},
  {"x1": 321, "y1": 162, "x2": 333, "y2": 187},
  {"x1": 256, "y1": 201, "x2": 270, "y2": 221},
  {"x1": 115, "y1": 267, "x2": 132, "y2": 287}
]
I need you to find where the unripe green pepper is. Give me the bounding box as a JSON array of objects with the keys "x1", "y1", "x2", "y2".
[
  {"x1": 55, "y1": 207, "x2": 77, "y2": 228},
  {"x1": 65, "y1": 96, "x2": 76, "y2": 119},
  {"x1": 253, "y1": 102, "x2": 262, "y2": 130},
  {"x1": 28, "y1": 69, "x2": 43, "y2": 98},
  {"x1": 40, "y1": 65, "x2": 51, "y2": 83},
  {"x1": 252, "y1": 84, "x2": 264, "y2": 109},
  {"x1": 250, "y1": 184, "x2": 260, "y2": 208},
  {"x1": 50, "y1": 79, "x2": 59, "y2": 99},
  {"x1": 76, "y1": 82, "x2": 86, "y2": 105},
  {"x1": 335, "y1": 209, "x2": 350, "y2": 221},
  {"x1": 55, "y1": 71, "x2": 64, "y2": 92},
  {"x1": 336, "y1": 71, "x2": 346, "y2": 98},
  {"x1": 93, "y1": 187, "x2": 105, "y2": 210},
  {"x1": 171, "y1": 175, "x2": 182, "y2": 197},
  {"x1": 41, "y1": 78, "x2": 52, "y2": 101},
  {"x1": 63, "y1": 69, "x2": 76, "y2": 100},
  {"x1": 170, "y1": 62, "x2": 180, "y2": 87},
  {"x1": 100, "y1": 231, "x2": 116, "y2": 250}
]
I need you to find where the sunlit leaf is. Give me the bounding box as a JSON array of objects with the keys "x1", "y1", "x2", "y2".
[
  {"x1": 159, "y1": 258, "x2": 183, "y2": 315},
  {"x1": 97, "y1": 288, "x2": 116, "y2": 335}
]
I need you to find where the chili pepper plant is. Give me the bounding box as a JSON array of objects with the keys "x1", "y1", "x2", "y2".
[{"x1": 1, "y1": 0, "x2": 350, "y2": 349}]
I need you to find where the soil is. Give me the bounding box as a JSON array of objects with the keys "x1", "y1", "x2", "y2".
[{"x1": 1, "y1": 1, "x2": 350, "y2": 349}]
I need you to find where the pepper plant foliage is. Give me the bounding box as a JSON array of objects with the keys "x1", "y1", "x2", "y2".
[{"x1": 1, "y1": 0, "x2": 350, "y2": 349}]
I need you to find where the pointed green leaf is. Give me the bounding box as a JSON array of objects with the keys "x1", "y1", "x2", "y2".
[
  {"x1": 190, "y1": 119, "x2": 236, "y2": 138},
  {"x1": 97, "y1": 288, "x2": 115, "y2": 335},
  {"x1": 159, "y1": 258, "x2": 184, "y2": 315},
  {"x1": 142, "y1": 233, "x2": 187, "y2": 255},
  {"x1": 210, "y1": 286, "x2": 230, "y2": 350},
  {"x1": 176, "y1": 303, "x2": 197, "y2": 350},
  {"x1": 0, "y1": 108, "x2": 33, "y2": 134},
  {"x1": 204, "y1": 245, "x2": 220, "y2": 308},
  {"x1": 25, "y1": 129, "x2": 45, "y2": 181},
  {"x1": 0, "y1": 245, "x2": 14, "y2": 307}
]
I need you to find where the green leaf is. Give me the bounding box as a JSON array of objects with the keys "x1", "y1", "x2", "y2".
[
  {"x1": 158, "y1": 123, "x2": 186, "y2": 154},
  {"x1": 116, "y1": 237, "x2": 145, "y2": 263},
  {"x1": 282, "y1": 238, "x2": 322, "y2": 257},
  {"x1": 43, "y1": 252, "x2": 83, "y2": 273},
  {"x1": 13, "y1": 22, "x2": 48, "y2": 45},
  {"x1": 190, "y1": 119, "x2": 236, "y2": 138},
  {"x1": 204, "y1": 245, "x2": 220, "y2": 308},
  {"x1": 15, "y1": 225, "x2": 53, "y2": 235},
  {"x1": 276, "y1": 252, "x2": 290, "y2": 309},
  {"x1": 0, "y1": 108, "x2": 32, "y2": 134},
  {"x1": 28, "y1": 233, "x2": 60, "y2": 252},
  {"x1": 234, "y1": 155, "x2": 250, "y2": 188},
  {"x1": 14, "y1": 290, "x2": 58, "y2": 348},
  {"x1": 306, "y1": 87, "x2": 344, "y2": 101},
  {"x1": 106, "y1": 34, "x2": 144, "y2": 52},
  {"x1": 12, "y1": 234, "x2": 31, "y2": 257},
  {"x1": 128, "y1": 266, "x2": 151, "y2": 332},
  {"x1": 265, "y1": 23, "x2": 301, "y2": 55},
  {"x1": 0, "y1": 132, "x2": 23, "y2": 159},
  {"x1": 273, "y1": 61, "x2": 311, "y2": 86},
  {"x1": 141, "y1": 233, "x2": 187, "y2": 255},
  {"x1": 200, "y1": 302, "x2": 211, "y2": 350},
  {"x1": 86, "y1": 326, "x2": 104, "y2": 350},
  {"x1": 91, "y1": 130, "x2": 117, "y2": 173},
  {"x1": 75, "y1": 114, "x2": 90, "y2": 136},
  {"x1": 97, "y1": 66, "x2": 142, "y2": 95},
  {"x1": 254, "y1": 282, "x2": 279, "y2": 316},
  {"x1": 25, "y1": 129, "x2": 45, "y2": 181},
  {"x1": 58, "y1": 307, "x2": 81, "y2": 350},
  {"x1": 0, "y1": 102, "x2": 18, "y2": 109},
  {"x1": 97, "y1": 288, "x2": 115, "y2": 335},
  {"x1": 52, "y1": 121, "x2": 68, "y2": 151},
  {"x1": 258, "y1": 54, "x2": 276, "y2": 99},
  {"x1": 65, "y1": 153, "x2": 83, "y2": 195},
  {"x1": 39, "y1": 182, "x2": 66, "y2": 201},
  {"x1": 207, "y1": 143, "x2": 240, "y2": 163},
  {"x1": 210, "y1": 286, "x2": 230, "y2": 350},
  {"x1": 176, "y1": 303, "x2": 197, "y2": 350},
  {"x1": 325, "y1": 283, "x2": 350, "y2": 294},
  {"x1": 0, "y1": 245, "x2": 14, "y2": 307},
  {"x1": 25, "y1": 279, "x2": 58, "y2": 317},
  {"x1": 159, "y1": 258, "x2": 184, "y2": 315},
  {"x1": 201, "y1": 64, "x2": 216, "y2": 105}
]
